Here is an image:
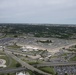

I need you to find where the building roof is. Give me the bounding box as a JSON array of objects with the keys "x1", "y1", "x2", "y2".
[{"x1": 17, "y1": 72, "x2": 26, "y2": 75}]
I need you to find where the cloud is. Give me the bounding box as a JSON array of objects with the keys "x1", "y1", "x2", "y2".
[{"x1": 0, "y1": 0, "x2": 76, "y2": 24}]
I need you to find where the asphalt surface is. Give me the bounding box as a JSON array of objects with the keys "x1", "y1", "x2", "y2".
[
  {"x1": 5, "y1": 51, "x2": 52, "y2": 75},
  {"x1": 54, "y1": 66, "x2": 76, "y2": 75},
  {"x1": 35, "y1": 62, "x2": 76, "y2": 67},
  {"x1": 0, "y1": 67, "x2": 27, "y2": 73}
]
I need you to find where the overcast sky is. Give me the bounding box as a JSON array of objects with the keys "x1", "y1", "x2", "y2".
[{"x1": 0, "y1": 0, "x2": 76, "y2": 24}]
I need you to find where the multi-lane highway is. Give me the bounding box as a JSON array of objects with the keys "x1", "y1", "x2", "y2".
[
  {"x1": 4, "y1": 50, "x2": 76, "y2": 75},
  {"x1": 0, "y1": 67, "x2": 27, "y2": 74},
  {"x1": 35, "y1": 62, "x2": 76, "y2": 67},
  {"x1": 4, "y1": 51, "x2": 52, "y2": 75}
]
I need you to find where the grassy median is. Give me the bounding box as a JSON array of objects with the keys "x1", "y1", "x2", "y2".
[
  {"x1": 70, "y1": 56, "x2": 76, "y2": 61},
  {"x1": 38, "y1": 66, "x2": 55, "y2": 75}
]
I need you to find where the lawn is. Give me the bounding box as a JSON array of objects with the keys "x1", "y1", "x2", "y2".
[
  {"x1": 8, "y1": 57, "x2": 20, "y2": 68},
  {"x1": 0, "y1": 51, "x2": 5, "y2": 55},
  {"x1": 0, "y1": 56, "x2": 9, "y2": 66},
  {"x1": 0, "y1": 73, "x2": 16, "y2": 75},
  {"x1": 27, "y1": 61, "x2": 40, "y2": 65},
  {"x1": 38, "y1": 66, "x2": 55, "y2": 75},
  {"x1": 70, "y1": 56, "x2": 76, "y2": 61},
  {"x1": 0, "y1": 54, "x2": 21, "y2": 68},
  {"x1": 7, "y1": 44, "x2": 21, "y2": 50}
]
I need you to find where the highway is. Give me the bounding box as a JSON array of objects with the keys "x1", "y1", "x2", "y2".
[
  {"x1": 35, "y1": 62, "x2": 76, "y2": 67},
  {"x1": 0, "y1": 67, "x2": 27, "y2": 74},
  {"x1": 5, "y1": 51, "x2": 52, "y2": 75}
]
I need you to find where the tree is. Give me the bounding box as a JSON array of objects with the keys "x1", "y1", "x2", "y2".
[
  {"x1": 33, "y1": 71, "x2": 43, "y2": 75},
  {"x1": 7, "y1": 73, "x2": 10, "y2": 75},
  {"x1": 55, "y1": 72, "x2": 58, "y2": 75},
  {"x1": 16, "y1": 63, "x2": 21, "y2": 67},
  {"x1": 65, "y1": 73, "x2": 68, "y2": 75},
  {"x1": 14, "y1": 35, "x2": 18, "y2": 37}
]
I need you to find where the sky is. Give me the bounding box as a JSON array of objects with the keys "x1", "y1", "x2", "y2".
[{"x1": 0, "y1": 0, "x2": 76, "y2": 24}]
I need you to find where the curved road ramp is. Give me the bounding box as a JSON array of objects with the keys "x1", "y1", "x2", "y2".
[{"x1": 5, "y1": 51, "x2": 52, "y2": 75}]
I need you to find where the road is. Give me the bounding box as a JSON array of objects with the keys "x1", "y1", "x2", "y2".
[
  {"x1": 35, "y1": 62, "x2": 76, "y2": 67},
  {"x1": 0, "y1": 67, "x2": 27, "y2": 74},
  {"x1": 5, "y1": 51, "x2": 52, "y2": 75},
  {"x1": 5, "y1": 51, "x2": 12, "y2": 67}
]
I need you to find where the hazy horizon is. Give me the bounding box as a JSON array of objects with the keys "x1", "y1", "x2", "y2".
[{"x1": 0, "y1": 0, "x2": 76, "y2": 24}]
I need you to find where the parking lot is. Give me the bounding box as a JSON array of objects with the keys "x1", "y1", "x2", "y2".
[{"x1": 54, "y1": 65, "x2": 76, "y2": 75}]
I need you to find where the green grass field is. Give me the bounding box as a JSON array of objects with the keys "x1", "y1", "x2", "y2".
[
  {"x1": 70, "y1": 56, "x2": 76, "y2": 61},
  {"x1": 0, "y1": 53, "x2": 21, "y2": 68},
  {"x1": 7, "y1": 44, "x2": 21, "y2": 50},
  {"x1": 38, "y1": 66, "x2": 55, "y2": 75},
  {"x1": 0, "y1": 56, "x2": 9, "y2": 66}
]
